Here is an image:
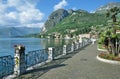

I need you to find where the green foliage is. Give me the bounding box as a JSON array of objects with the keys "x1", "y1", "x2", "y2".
[
  {"x1": 98, "y1": 30, "x2": 111, "y2": 45},
  {"x1": 117, "y1": 33, "x2": 120, "y2": 39},
  {"x1": 46, "y1": 12, "x2": 107, "y2": 35},
  {"x1": 98, "y1": 36, "x2": 105, "y2": 44},
  {"x1": 111, "y1": 33, "x2": 117, "y2": 38}
]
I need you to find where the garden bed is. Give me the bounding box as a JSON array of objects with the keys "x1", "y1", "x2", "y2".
[{"x1": 98, "y1": 53, "x2": 120, "y2": 61}]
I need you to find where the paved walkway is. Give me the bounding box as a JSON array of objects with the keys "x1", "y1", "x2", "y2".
[{"x1": 37, "y1": 44, "x2": 120, "y2": 79}]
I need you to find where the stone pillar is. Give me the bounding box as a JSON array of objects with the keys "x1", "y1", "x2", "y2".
[
  {"x1": 81, "y1": 42, "x2": 83, "y2": 47},
  {"x1": 88, "y1": 39, "x2": 90, "y2": 44},
  {"x1": 14, "y1": 45, "x2": 26, "y2": 76},
  {"x1": 78, "y1": 42, "x2": 81, "y2": 48},
  {"x1": 83, "y1": 41, "x2": 85, "y2": 47},
  {"x1": 48, "y1": 47, "x2": 53, "y2": 62},
  {"x1": 76, "y1": 42, "x2": 79, "y2": 50},
  {"x1": 63, "y1": 45, "x2": 67, "y2": 55},
  {"x1": 86, "y1": 40, "x2": 88, "y2": 45},
  {"x1": 71, "y1": 43, "x2": 74, "y2": 52},
  {"x1": 89, "y1": 39, "x2": 91, "y2": 43},
  {"x1": 92, "y1": 38, "x2": 95, "y2": 44},
  {"x1": 85, "y1": 41, "x2": 87, "y2": 46},
  {"x1": 87, "y1": 39, "x2": 89, "y2": 44},
  {"x1": 79, "y1": 35, "x2": 82, "y2": 43}
]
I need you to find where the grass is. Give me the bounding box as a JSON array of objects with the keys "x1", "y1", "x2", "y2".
[{"x1": 98, "y1": 44, "x2": 106, "y2": 50}]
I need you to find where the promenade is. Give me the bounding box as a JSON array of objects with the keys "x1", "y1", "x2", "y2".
[{"x1": 16, "y1": 44, "x2": 120, "y2": 79}]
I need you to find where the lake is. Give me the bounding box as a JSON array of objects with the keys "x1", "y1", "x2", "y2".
[{"x1": 0, "y1": 38, "x2": 73, "y2": 57}]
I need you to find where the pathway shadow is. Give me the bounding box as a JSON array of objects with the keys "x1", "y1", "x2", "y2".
[
  {"x1": 14, "y1": 63, "x2": 66, "y2": 79},
  {"x1": 26, "y1": 63, "x2": 66, "y2": 75}
]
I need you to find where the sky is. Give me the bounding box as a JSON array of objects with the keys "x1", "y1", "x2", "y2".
[{"x1": 0, "y1": 0, "x2": 120, "y2": 28}]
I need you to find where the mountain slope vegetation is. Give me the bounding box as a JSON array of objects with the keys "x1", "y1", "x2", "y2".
[
  {"x1": 42, "y1": 2, "x2": 120, "y2": 36},
  {"x1": 45, "y1": 10, "x2": 107, "y2": 35}
]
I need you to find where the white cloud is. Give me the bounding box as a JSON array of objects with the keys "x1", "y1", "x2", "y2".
[
  {"x1": 6, "y1": 12, "x2": 18, "y2": 20},
  {"x1": 72, "y1": 7, "x2": 77, "y2": 10},
  {"x1": 0, "y1": 0, "x2": 44, "y2": 28},
  {"x1": 19, "y1": 9, "x2": 44, "y2": 24},
  {"x1": 54, "y1": 0, "x2": 67, "y2": 11},
  {"x1": 90, "y1": 10, "x2": 95, "y2": 13},
  {"x1": 7, "y1": 0, "x2": 20, "y2": 7},
  {"x1": 25, "y1": 23, "x2": 44, "y2": 28}
]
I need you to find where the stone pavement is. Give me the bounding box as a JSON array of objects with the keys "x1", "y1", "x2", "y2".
[{"x1": 37, "y1": 44, "x2": 120, "y2": 79}]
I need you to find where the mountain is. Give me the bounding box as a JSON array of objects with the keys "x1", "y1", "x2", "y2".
[
  {"x1": 0, "y1": 27, "x2": 41, "y2": 37},
  {"x1": 44, "y1": 9, "x2": 106, "y2": 35},
  {"x1": 42, "y1": 9, "x2": 89, "y2": 33},
  {"x1": 96, "y1": 2, "x2": 120, "y2": 14},
  {"x1": 42, "y1": 9, "x2": 69, "y2": 32},
  {"x1": 41, "y1": 2, "x2": 120, "y2": 36}
]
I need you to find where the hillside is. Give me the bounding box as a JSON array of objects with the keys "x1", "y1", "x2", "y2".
[
  {"x1": 43, "y1": 9, "x2": 69, "y2": 32},
  {"x1": 45, "y1": 10, "x2": 107, "y2": 35},
  {"x1": 0, "y1": 27, "x2": 41, "y2": 37}
]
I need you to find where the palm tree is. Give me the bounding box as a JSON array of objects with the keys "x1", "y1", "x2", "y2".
[{"x1": 106, "y1": 7, "x2": 120, "y2": 56}]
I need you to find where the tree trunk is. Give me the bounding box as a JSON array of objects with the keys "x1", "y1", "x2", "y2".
[
  {"x1": 111, "y1": 12, "x2": 117, "y2": 56},
  {"x1": 107, "y1": 38, "x2": 112, "y2": 54},
  {"x1": 118, "y1": 44, "x2": 120, "y2": 57},
  {"x1": 111, "y1": 43, "x2": 116, "y2": 56}
]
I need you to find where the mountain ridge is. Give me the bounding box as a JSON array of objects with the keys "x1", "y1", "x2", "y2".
[
  {"x1": 0, "y1": 27, "x2": 41, "y2": 37},
  {"x1": 46, "y1": 11, "x2": 106, "y2": 35},
  {"x1": 42, "y1": 9, "x2": 88, "y2": 32},
  {"x1": 43, "y1": 9, "x2": 69, "y2": 32},
  {"x1": 96, "y1": 2, "x2": 120, "y2": 13}
]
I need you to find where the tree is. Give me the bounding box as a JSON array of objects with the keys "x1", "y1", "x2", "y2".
[{"x1": 106, "y1": 7, "x2": 120, "y2": 56}]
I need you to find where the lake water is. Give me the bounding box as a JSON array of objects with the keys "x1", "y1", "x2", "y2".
[{"x1": 0, "y1": 38, "x2": 73, "y2": 57}]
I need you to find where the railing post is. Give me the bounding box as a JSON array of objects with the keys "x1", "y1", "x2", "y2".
[
  {"x1": 89, "y1": 39, "x2": 91, "y2": 44},
  {"x1": 85, "y1": 41, "x2": 86, "y2": 46},
  {"x1": 83, "y1": 41, "x2": 85, "y2": 47},
  {"x1": 14, "y1": 45, "x2": 26, "y2": 76},
  {"x1": 71, "y1": 43, "x2": 74, "y2": 52},
  {"x1": 76, "y1": 42, "x2": 79, "y2": 50},
  {"x1": 63, "y1": 45, "x2": 67, "y2": 55},
  {"x1": 82, "y1": 41, "x2": 84, "y2": 47},
  {"x1": 86, "y1": 39, "x2": 88, "y2": 45},
  {"x1": 81, "y1": 42, "x2": 83, "y2": 47},
  {"x1": 78, "y1": 42, "x2": 81, "y2": 48},
  {"x1": 79, "y1": 35, "x2": 82, "y2": 43},
  {"x1": 48, "y1": 47, "x2": 53, "y2": 62},
  {"x1": 85, "y1": 41, "x2": 87, "y2": 46}
]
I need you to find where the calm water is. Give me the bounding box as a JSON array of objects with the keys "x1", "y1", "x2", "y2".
[{"x1": 0, "y1": 38, "x2": 73, "y2": 57}]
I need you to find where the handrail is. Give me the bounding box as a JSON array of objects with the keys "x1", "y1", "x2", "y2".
[
  {"x1": 26, "y1": 49, "x2": 48, "y2": 68},
  {"x1": 1, "y1": 39, "x2": 91, "y2": 78},
  {"x1": 0, "y1": 55, "x2": 14, "y2": 78}
]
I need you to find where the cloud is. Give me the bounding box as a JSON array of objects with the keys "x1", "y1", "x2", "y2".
[
  {"x1": 25, "y1": 23, "x2": 44, "y2": 28},
  {"x1": 0, "y1": 0, "x2": 44, "y2": 28},
  {"x1": 19, "y1": 9, "x2": 44, "y2": 24},
  {"x1": 90, "y1": 10, "x2": 95, "y2": 13},
  {"x1": 72, "y1": 7, "x2": 77, "y2": 10},
  {"x1": 54, "y1": 0, "x2": 67, "y2": 11}
]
